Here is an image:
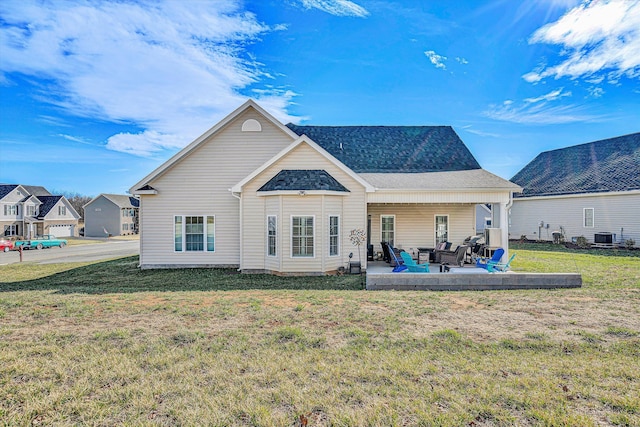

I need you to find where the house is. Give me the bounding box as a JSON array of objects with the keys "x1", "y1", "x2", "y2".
[
  {"x1": 476, "y1": 204, "x2": 492, "y2": 234},
  {"x1": 130, "y1": 100, "x2": 521, "y2": 273},
  {"x1": 509, "y1": 132, "x2": 640, "y2": 247},
  {"x1": 83, "y1": 194, "x2": 140, "y2": 237},
  {"x1": 0, "y1": 184, "x2": 80, "y2": 238}
]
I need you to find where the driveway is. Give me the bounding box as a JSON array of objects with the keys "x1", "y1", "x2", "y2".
[{"x1": 0, "y1": 240, "x2": 139, "y2": 265}]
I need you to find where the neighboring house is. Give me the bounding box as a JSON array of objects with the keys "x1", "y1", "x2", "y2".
[
  {"x1": 84, "y1": 194, "x2": 140, "y2": 237},
  {"x1": 510, "y1": 132, "x2": 640, "y2": 246},
  {"x1": 130, "y1": 100, "x2": 520, "y2": 273},
  {"x1": 475, "y1": 204, "x2": 492, "y2": 234},
  {"x1": 0, "y1": 184, "x2": 80, "y2": 238}
]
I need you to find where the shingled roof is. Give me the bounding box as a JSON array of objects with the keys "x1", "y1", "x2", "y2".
[
  {"x1": 36, "y1": 196, "x2": 63, "y2": 218},
  {"x1": 511, "y1": 132, "x2": 640, "y2": 197},
  {"x1": 258, "y1": 170, "x2": 350, "y2": 192},
  {"x1": 0, "y1": 184, "x2": 17, "y2": 199},
  {"x1": 285, "y1": 125, "x2": 481, "y2": 173},
  {"x1": 0, "y1": 184, "x2": 52, "y2": 200},
  {"x1": 100, "y1": 194, "x2": 140, "y2": 208}
]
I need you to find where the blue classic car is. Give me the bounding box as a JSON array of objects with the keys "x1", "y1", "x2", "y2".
[{"x1": 15, "y1": 235, "x2": 68, "y2": 250}]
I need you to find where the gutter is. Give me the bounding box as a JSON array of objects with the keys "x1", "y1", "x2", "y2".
[{"x1": 230, "y1": 190, "x2": 242, "y2": 272}]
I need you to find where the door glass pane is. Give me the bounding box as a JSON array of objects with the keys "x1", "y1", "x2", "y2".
[
  {"x1": 381, "y1": 216, "x2": 394, "y2": 245},
  {"x1": 435, "y1": 215, "x2": 448, "y2": 244}
]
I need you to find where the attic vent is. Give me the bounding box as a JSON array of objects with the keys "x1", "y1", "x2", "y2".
[{"x1": 242, "y1": 119, "x2": 262, "y2": 132}]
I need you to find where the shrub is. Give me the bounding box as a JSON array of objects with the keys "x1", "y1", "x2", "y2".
[
  {"x1": 575, "y1": 236, "x2": 590, "y2": 248},
  {"x1": 625, "y1": 239, "x2": 636, "y2": 249}
]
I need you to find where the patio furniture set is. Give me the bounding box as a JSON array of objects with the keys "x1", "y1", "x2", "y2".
[{"x1": 380, "y1": 239, "x2": 515, "y2": 274}]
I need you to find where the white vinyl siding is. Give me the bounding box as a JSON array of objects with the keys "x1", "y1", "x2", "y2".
[
  {"x1": 381, "y1": 215, "x2": 395, "y2": 245},
  {"x1": 267, "y1": 215, "x2": 277, "y2": 257},
  {"x1": 509, "y1": 192, "x2": 640, "y2": 245},
  {"x1": 292, "y1": 216, "x2": 314, "y2": 257},
  {"x1": 137, "y1": 107, "x2": 295, "y2": 267},
  {"x1": 174, "y1": 215, "x2": 215, "y2": 252},
  {"x1": 240, "y1": 142, "x2": 367, "y2": 273},
  {"x1": 329, "y1": 215, "x2": 339, "y2": 256},
  {"x1": 583, "y1": 208, "x2": 594, "y2": 228}
]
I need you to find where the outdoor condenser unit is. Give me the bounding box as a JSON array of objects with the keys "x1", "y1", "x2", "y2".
[{"x1": 594, "y1": 232, "x2": 614, "y2": 244}]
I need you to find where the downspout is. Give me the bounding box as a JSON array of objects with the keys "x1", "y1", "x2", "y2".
[{"x1": 230, "y1": 190, "x2": 242, "y2": 272}]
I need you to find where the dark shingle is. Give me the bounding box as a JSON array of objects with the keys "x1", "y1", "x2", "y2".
[
  {"x1": 258, "y1": 170, "x2": 350, "y2": 192},
  {"x1": 36, "y1": 196, "x2": 63, "y2": 218},
  {"x1": 0, "y1": 184, "x2": 18, "y2": 199},
  {"x1": 511, "y1": 132, "x2": 640, "y2": 197},
  {"x1": 286, "y1": 125, "x2": 480, "y2": 173},
  {"x1": 22, "y1": 185, "x2": 52, "y2": 197}
]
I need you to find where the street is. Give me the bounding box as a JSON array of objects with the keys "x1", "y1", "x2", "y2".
[{"x1": 0, "y1": 240, "x2": 139, "y2": 265}]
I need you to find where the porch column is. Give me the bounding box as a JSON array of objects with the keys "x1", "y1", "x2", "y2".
[{"x1": 498, "y1": 202, "x2": 508, "y2": 262}]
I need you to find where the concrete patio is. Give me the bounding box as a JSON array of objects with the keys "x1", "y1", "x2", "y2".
[{"x1": 365, "y1": 262, "x2": 582, "y2": 291}]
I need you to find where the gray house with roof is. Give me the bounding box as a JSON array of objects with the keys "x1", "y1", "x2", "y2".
[
  {"x1": 0, "y1": 184, "x2": 80, "y2": 238},
  {"x1": 83, "y1": 194, "x2": 140, "y2": 237},
  {"x1": 509, "y1": 133, "x2": 640, "y2": 247},
  {"x1": 130, "y1": 100, "x2": 520, "y2": 273}
]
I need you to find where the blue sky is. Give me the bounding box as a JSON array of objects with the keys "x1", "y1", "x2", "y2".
[{"x1": 1, "y1": 0, "x2": 639, "y2": 196}]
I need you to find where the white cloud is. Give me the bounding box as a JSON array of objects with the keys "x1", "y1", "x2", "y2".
[
  {"x1": 424, "y1": 50, "x2": 447, "y2": 69},
  {"x1": 588, "y1": 86, "x2": 605, "y2": 97},
  {"x1": 524, "y1": 0, "x2": 640, "y2": 83},
  {"x1": 57, "y1": 134, "x2": 93, "y2": 145},
  {"x1": 485, "y1": 100, "x2": 598, "y2": 124},
  {"x1": 455, "y1": 57, "x2": 469, "y2": 64},
  {"x1": 0, "y1": 1, "x2": 298, "y2": 157},
  {"x1": 299, "y1": 0, "x2": 369, "y2": 17},
  {"x1": 524, "y1": 88, "x2": 572, "y2": 103}
]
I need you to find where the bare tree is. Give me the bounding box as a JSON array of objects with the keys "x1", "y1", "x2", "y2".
[{"x1": 54, "y1": 191, "x2": 94, "y2": 220}]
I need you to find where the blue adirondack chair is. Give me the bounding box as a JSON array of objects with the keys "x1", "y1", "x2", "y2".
[
  {"x1": 476, "y1": 248, "x2": 505, "y2": 270},
  {"x1": 400, "y1": 251, "x2": 430, "y2": 272},
  {"x1": 386, "y1": 243, "x2": 408, "y2": 272},
  {"x1": 487, "y1": 253, "x2": 516, "y2": 273}
]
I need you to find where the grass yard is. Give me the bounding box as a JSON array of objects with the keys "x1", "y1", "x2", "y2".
[{"x1": 0, "y1": 248, "x2": 639, "y2": 426}]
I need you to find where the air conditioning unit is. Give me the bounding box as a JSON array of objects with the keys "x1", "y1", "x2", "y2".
[
  {"x1": 484, "y1": 228, "x2": 501, "y2": 248},
  {"x1": 594, "y1": 232, "x2": 614, "y2": 244}
]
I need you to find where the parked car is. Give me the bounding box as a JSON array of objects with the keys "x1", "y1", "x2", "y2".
[
  {"x1": 15, "y1": 235, "x2": 68, "y2": 250},
  {"x1": 0, "y1": 239, "x2": 14, "y2": 252}
]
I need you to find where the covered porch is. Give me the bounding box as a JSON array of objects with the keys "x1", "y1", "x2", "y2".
[
  {"x1": 361, "y1": 169, "x2": 520, "y2": 266},
  {"x1": 364, "y1": 261, "x2": 582, "y2": 291}
]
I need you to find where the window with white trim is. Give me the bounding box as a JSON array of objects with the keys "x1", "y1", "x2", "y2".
[
  {"x1": 267, "y1": 215, "x2": 277, "y2": 257},
  {"x1": 292, "y1": 216, "x2": 314, "y2": 257},
  {"x1": 583, "y1": 208, "x2": 594, "y2": 228},
  {"x1": 58, "y1": 206, "x2": 66, "y2": 215},
  {"x1": 435, "y1": 215, "x2": 449, "y2": 244},
  {"x1": 381, "y1": 215, "x2": 395, "y2": 245},
  {"x1": 27, "y1": 205, "x2": 36, "y2": 216},
  {"x1": 329, "y1": 215, "x2": 339, "y2": 256},
  {"x1": 3, "y1": 205, "x2": 18, "y2": 216},
  {"x1": 123, "y1": 223, "x2": 129, "y2": 231},
  {"x1": 174, "y1": 215, "x2": 215, "y2": 252},
  {"x1": 4, "y1": 225, "x2": 17, "y2": 236}
]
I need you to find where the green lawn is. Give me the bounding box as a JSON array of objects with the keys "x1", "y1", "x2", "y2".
[{"x1": 0, "y1": 248, "x2": 639, "y2": 426}]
